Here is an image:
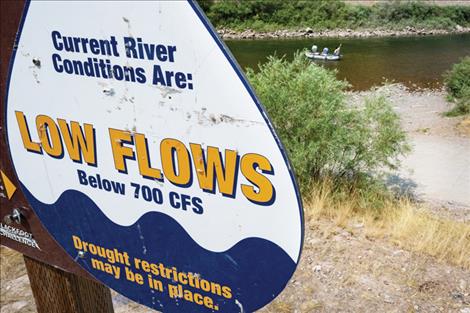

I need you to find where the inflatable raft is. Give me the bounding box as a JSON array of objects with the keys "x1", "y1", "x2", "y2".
[{"x1": 305, "y1": 51, "x2": 342, "y2": 61}]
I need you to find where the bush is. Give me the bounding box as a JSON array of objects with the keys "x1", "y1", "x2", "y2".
[
  {"x1": 197, "y1": 0, "x2": 215, "y2": 12},
  {"x1": 444, "y1": 56, "x2": 470, "y2": 116},
  {"x1": 246, "y1": 54, "x2": 409, "y2": 192},
  {"x1": 445, "y1": 56, "x2": 470, "y2": 99}
]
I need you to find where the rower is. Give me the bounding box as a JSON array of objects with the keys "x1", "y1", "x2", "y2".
[
  {"x1": 311, "y1": 44, "x2": 318, "y2": 54},
  {"x1": 334, "y1": 44, "x2": 342, "y2": 56}
]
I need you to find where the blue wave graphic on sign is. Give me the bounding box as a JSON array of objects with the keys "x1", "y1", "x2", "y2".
[{"x1": 22, "y1": 185, "x2": 295, "y2": 312}]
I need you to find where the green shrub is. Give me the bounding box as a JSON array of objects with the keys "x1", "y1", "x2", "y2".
[
  {"x1": 445, "y1": 86, "x2": 470, "y2": 116},
  {"x1": 444, "y1": 56, "x2": 470, "y2": 116},
  {"x1": 246, "y1": 54, "x2": 409, "y2": 192},
  {"x1": 445, "y1": 56, "x2": 470, "y2": 99},
  {"x1": 375, "y1": 1, "x2": 469, "y2": 30}
]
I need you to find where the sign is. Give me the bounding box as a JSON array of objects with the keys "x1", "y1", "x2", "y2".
[{"x1": 5, "y1": 1, "x2": 304, "y2": 312}]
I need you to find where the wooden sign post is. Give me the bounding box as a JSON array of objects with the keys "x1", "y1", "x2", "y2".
[
  {"x1": 24, "y1": 256, "x2": 114, "y2": 313},
  {"x1": 1, "y1": 1, "x2": 114, "y2": 312}
]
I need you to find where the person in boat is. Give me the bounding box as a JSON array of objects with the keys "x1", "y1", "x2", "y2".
[
  {"x1": 333, "y1": 44, "x2": 342, "y2": 56},
  {"x1": 311, "y1": 44, "x2": 318, "y2": 54},
  {"x1": 321, "y1": 47, "x2": 329, "y2": 55}
]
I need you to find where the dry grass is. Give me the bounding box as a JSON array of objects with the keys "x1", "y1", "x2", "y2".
[
  {"x1": 268, "y1": 301, "x2": 294, "y2": 313},
  {"x1": 0, "y1": 246, "x2": 36, "y2": 313},
  {"x1": 305, "y1": 179, "x2": 470, "y2": 270},
  {"x1": 0, "y1": 246, "x2": 25, "y2": 283},
  {"x1": 457, "y1": 116, "x2": 470, "y2": 136}
]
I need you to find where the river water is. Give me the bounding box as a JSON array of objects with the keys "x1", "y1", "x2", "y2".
[{"x1": 226, "y1": 33, "x2": 470, "y2": 90}]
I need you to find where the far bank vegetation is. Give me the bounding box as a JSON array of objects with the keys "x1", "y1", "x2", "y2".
[{"x1": 199, "y1": 0, "x2": 470, "y2": 32}]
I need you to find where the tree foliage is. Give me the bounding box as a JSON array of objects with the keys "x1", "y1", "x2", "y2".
[{"x1": 199, "y1": 0, "x2": 470, "y2": 31}]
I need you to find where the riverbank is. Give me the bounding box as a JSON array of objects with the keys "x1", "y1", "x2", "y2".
[
  {"x1": 218, "y1": 25, "x2": 470, "y2": 40},
  {"x1": 203, "y1": 0, "x2": 470, "y2": 40}
]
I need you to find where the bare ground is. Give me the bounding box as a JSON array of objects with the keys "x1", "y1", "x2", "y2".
[
  {"x1": 2, "y1": 218, "x2": 469, "y2": 313},
  {"x1": 262, "y1": 219, "x2": 470, "y2": 313},
  {"x1": 349, "y1": 84, "x2": 470, "y2": 222},
  {"x1": 1, "y1": 85, "x2": 469, "y2": 313}
]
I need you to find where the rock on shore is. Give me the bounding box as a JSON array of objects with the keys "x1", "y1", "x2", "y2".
[{"x1": 218, "y1": 25, "x2": 470, "y2": 40}]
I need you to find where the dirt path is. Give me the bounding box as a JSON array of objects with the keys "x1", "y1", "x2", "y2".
[
  {"x1": 351, "y1": 85, "x2": 470, "y2": 221},
  {"x1": 401, "y1": 134, "x2": 470, "y2": 207},
  {"x1": 393, "y1": 86, "x2": 470, "y2": 221}
]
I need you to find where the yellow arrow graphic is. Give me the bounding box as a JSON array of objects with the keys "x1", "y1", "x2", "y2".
[{"x1": 1, "y1": 170, "x2": 17, "y2": 200}]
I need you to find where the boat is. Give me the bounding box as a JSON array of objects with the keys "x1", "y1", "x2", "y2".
[{"x1": 305, "y1": 50, "x2": 342, "y2": 61}]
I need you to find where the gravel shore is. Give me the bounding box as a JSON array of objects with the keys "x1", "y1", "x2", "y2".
[{"x1": 218, "y1": 25, "x2": 470, "y2": 40}]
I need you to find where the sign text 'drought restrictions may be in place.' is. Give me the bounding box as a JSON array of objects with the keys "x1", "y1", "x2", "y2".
[{"x1": 73, "y1": 235, "x2": 230, "y2": 311}]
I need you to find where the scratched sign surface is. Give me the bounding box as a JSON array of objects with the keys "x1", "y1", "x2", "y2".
[{"x1": 5, "y1": 1, "x2": 304, "y2": 312}]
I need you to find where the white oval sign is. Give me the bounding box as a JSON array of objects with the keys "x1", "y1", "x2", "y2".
[{"x1": 6, "y1": 1, "x2": 304, "y2": 312}]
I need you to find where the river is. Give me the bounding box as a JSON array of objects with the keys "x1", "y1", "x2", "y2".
[{"x1": 226, "y1": 33, "x2": 470, "y2": 90}]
